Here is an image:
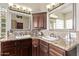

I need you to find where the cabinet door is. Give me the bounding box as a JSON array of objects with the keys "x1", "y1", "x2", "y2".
[
  {"x1": 49, "y1": 44, "x2": 66, "y2": 56},
  {"x1": 32, "y1": 46, "x2": 37, "y2": 56},
  {"x1": 32, "y1": 39, "x2": 40, "y2": 56},
  {"x1": 1, "y1": 41, "x2": 16, "y2": 56},
  {"x1": 38, "y1": 13, "x2": 47, "y2": 29},
  {"x1": 43, "y1": 13, "x2": 47, "y2": 29},
  {"x1": 32, "y1": 45, "x2": 40, "y2": 56},
  {"x1": 40, "y1": 40, "x2": 49, "y2": 56},
  {"x1": 32, "y1": 12, "x2": 47, "y2": 29},
  {"x1": 16, "y1": 39, "x2": 32, "y2": 56},
  {"x1": 2, "y1": 47, "x2": 16, "y2": 56},
  {"x1": 17, "y1": 47, "x2": 30, "y2": 56},
  {"x1": 33, "y1": 14, "x2": 39, "y2": 28},
  {"x1": 38, "y1": 14, "x2": 44, "y2": 28},
  {"x1": 16, "y1": 46, "x2": 32, "y2": 56}
]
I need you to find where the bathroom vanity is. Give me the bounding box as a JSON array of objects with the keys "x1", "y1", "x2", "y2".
[
  {"x1": 32, "y1": 38, "x2": 77, "y2": 56},
  {"x1": 0, "y1": 37, "x2": 77, "y2": 56},
  {"x1": 0, "y1": 3, "x2": 78, "y2": 56},
  {"x1": 0, "y1": 38, "x2": 32, "y2": 56}
]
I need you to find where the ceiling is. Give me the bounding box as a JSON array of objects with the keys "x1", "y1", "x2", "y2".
[
  {"x1": 15, "y1": 3, "x2": 49, "y2": 13},
  {"x1": 53, "y1": 4, "x2": 73, "y2": 14},
  {"x1": 0, "y1": 3, "x2": 49, "y2": 13}
]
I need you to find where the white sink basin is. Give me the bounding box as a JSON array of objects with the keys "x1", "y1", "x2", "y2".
[
  {"x1": 42, "y1": 36, "x2": 58, "y2": 41},
  {"x1": 16, "y1": 35, "x2": 31, "y2": 39}
]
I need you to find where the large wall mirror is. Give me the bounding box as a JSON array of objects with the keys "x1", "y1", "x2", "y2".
[
  {"x1": 49, "y1": 3, "x2": 74, "y2": 30},
  {"x1": 11, "y1": 12, "x2": 31, "y2": 30}
]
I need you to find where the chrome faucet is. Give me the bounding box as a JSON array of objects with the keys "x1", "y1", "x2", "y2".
[{"x1": 50, "y1": 33, "x2": 56, "y2": 37}]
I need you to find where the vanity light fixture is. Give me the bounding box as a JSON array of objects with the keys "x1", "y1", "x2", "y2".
[
  {"x1": 23, "y1": 7, "x2": 26, "y2": 10},
  {"x1": 46, "y1": 3, "x2": 64, "y2": 12},
  {"x1": 28, "y1": 8, "x2": 32, "y2": 12},
  {"x1": 8, "y1": 3, "x2": 32, "y2": 14},
  {"x1": 50, "y1": 14, "x2": 58, "y2": 19},
  {"x1": 46, "y1": 4, "x2": 51, "y2": 9}
]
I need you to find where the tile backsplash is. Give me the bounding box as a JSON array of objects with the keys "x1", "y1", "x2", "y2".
[
  {"x1": 12, "y1": 29, "x2": 31, "y2": 36},
  {"x1": 40, "y1": 29, "x2": 78, "y2": 43}
]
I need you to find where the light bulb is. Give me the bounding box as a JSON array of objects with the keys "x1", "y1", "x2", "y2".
[
  {"x1": 50, "y1": 14, "x2": 58, "y2": 18},
  {"x1": 16, "y1": 5, "x2": 20, "y2": 8},
  {"x1": 46, "y1": 5, "x2": 50, "y2": 9},
  {"x1": 28, "y1": 8, "x2": 32, "y2": 11},
  {"x1": 23, "y1": 7, "x2": 26, "y2": 10}
]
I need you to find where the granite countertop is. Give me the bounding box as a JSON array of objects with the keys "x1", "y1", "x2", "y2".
[
  {"x1": 0, "y1": 36, "x2": 78, "y2": 51},
  {"x1": 32, "y1": 37, "x2": 78, "y2": 51}
]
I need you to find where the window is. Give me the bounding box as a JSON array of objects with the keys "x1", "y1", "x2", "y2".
[
  {"x1": 49, "y1": 19, "x2": 64, "y2": 29},
  {"x1": 55, "y1": 19, "x2": 64, "y2": 29},
  {"x1": 49, "y1": 4, "x2": 73, "y2": 30},
  {"x1": 65, "y1": 19, "x2": 73, "y2": 29}
]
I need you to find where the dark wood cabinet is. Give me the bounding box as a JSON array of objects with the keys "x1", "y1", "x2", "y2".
[
  {"x1": 1, "y1": 41, "x2": 16, "y2": 56},
  {"x1": 49, "y1": 44, "x2": 77, "y2": 56},
  {"x1": 2, "y1": 47, "x2": 16, "y2": 56},
  {"x1": 32, "y1": 12, "x2": 47, "y2": 29},
  {"x1": 33, "y1": 14, "x2": 39, "y2": 28},
  {"x1": 32, "y1": 39, "x2": 40, "y2": 56},
  {"x1": 39, "y1": 40, "x2": 77, "y2": 56},
  {"x1": 39, "y1": 40, "x2": 49, "y2": 56},
  {"x1": 17, "y1": 47, "x2": 31, "y2": 56},
  {"x1": 0, "y1": 38, "x2": 77, "y2": 56},
  {"x1": 15, "y1": 39, "x2": 32, "y2": 56},
  {"x1": 49, "y1": 44, "x2": 66, "y2": 56},
  {"x1": 65, "y1": 47, "x2": 77, "y2": 56},
  {"x1": 1, "y1": 39, "x2": 32, "y2": 56}
]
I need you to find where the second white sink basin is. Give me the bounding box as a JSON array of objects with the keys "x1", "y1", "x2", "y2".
[
  {"x1": 42, "y1": 36, "x2": 58, "y2": 41},
  {"x1": 16, "y1": 35, "x2": 31, "y2": 39}
]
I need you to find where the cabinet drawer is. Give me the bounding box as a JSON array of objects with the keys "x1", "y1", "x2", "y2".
[
  {"x1": 40, "y1": 49, "x2": 48, "y2": 56},
  {"x1": 40, "y1": 40, "x2": 48, "y2": 46},
  {"x1": 40, "y1": 43, "x2": 48, "y2": 49},
  {"x1": 49, "y1": 49, "x2": 64, "y2": 56},
  {"x1": 40, "y1": 44, "x2": 48, "y2": 56},
  {"x1": 1, "y1": 41, "x2": 15, "y2": 48},
  {"x1": 1, "y1": 47, "x2": 16, "y2": 56},
  {"x1": 49, "y1": 44, "x2": 65, "y2": 56},
  {"x1": 40, "y1": 44, "x2": 48, "y2": 53}
]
